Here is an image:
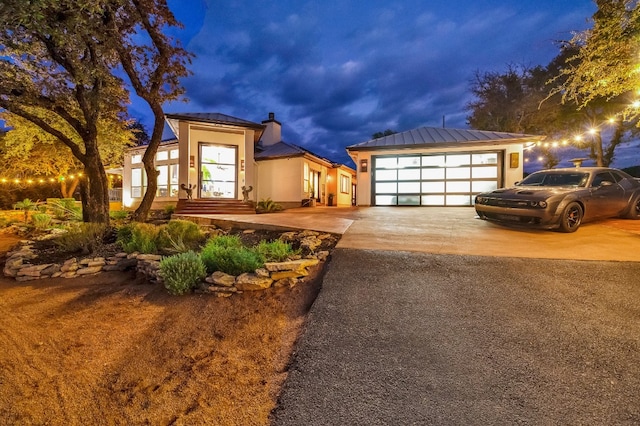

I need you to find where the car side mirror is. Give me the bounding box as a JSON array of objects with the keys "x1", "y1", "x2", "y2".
[{"x1": 600, "y1": 180, "x2": 613, "y2": 187}]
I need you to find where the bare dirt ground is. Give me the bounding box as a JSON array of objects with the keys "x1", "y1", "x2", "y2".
[{"x1": 0, "y1": 233, "x2": 322, "y2": 425}]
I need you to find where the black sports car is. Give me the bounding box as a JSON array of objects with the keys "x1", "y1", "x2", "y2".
[{"x1": 474, "y1": 167, "x2": 640, "y2": 232}]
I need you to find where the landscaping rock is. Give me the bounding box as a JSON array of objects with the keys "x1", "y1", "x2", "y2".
[
  {"x1": 235, "y1": 273, "x2": 273, "y2": 291},
  {"x1": 264, "y1": 259, "x2": 319, "y2": 272},
  {"x1": 206, "y1": 271, "x2": 236, "y2": 287},
  {"x1": 76, "y1": 266, "x2": 104, "y2": 275}
]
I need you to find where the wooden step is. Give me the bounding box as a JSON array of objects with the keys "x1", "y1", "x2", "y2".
[{"x1": 174, "y1": 199, "x2": 256, "y2": 215}]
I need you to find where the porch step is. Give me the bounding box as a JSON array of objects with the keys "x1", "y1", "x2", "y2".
[{"x1": 174, "y1": 199, "x2": 256, "y2": 215}]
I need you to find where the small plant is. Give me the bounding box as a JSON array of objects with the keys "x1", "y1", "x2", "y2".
[
  {"x1": 109, "y1": 210, "x2": 129, "y2": 220},
  {"x1": 159, "y1": 251, "x2": 207, "y2": 295},
  {"x1": 118, "y1": 222, "x2": 161, "y2": 254},
  {"x1": 13, "y1": 198, "x2": 41, "y2": 223},
  {"x1": 200, "y1": 237, "x2": 262, "y2": 275},
  {"x1": 164, "y1": 204, "x2": 176, "y2": 215},
  {"x1": 156, "y1": 219, "x2": 206, "y2": 253},
  {"x1": 54, "y1": 223, "x2": 107, "y2": 254},
  {"x1": 31, "y1": 213, "x2": 53, "y2": 230},
  {"x1": 256, "y1": 198, "x2": 282, "y2": 213},
  {"x1": 254, "y1": 239, "x2": 298, "y2": 262},
  {"x1": 47, "y1": 198, "x2": 81, "y2": 221}
]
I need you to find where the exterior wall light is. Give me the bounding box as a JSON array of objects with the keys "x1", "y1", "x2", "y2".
[{"x1": 360, "y1": 159, "x2": 368, "y2": 172}]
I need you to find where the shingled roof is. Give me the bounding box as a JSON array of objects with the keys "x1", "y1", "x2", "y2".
[{"x1": 348, "y1": 127, "x2": 544, "y2": 151}]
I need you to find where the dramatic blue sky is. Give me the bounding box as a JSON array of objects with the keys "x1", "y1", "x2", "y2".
[{"x1": 132, "y1": 0, "x2": 621, "y2": 168}]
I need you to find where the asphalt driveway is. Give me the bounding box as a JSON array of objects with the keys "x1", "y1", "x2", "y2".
[
  {"x1": 272, "y1": 250, "x2": 640, "y2": 425},
  {"x1": 192, "y1": 206, "x2": 640, "y2": 424}
]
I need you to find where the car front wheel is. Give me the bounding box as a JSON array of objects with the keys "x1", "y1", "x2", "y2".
[
  {"x1": 624, "y1": 195, "x2": 640, "y2": 219},
  {"x1": 559, "y1": 202, "x2": 583, "y2": 233}
]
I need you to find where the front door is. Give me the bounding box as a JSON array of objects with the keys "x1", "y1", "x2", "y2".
[{"x1": 199, "y1": 143, "x2": 237, "y2": 199}]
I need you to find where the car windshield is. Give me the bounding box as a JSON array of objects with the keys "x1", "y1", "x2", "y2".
[{"x1": 518, "y1": 172, "x2": 589, "y2": 187}]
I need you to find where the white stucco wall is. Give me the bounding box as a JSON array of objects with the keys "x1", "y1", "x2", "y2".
[{"x1": 256, "y1": 157, "x2": 303, "y2": 203}]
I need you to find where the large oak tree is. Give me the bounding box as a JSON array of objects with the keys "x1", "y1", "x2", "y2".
[{"x1": 0, "y1": 0, "x2": 191, "y2": 223}]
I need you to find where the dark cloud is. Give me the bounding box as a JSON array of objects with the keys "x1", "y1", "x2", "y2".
[{"x1": 155, "y1": 0, "x2": 603, "y2": 168}]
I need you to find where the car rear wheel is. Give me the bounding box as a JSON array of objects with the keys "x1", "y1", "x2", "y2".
[
  {"x1": 624, "y1": 195, "x2": 640, "y2": 219},
  {"x1": 559, "y1": 202, "x2": 583, "y2": 233}
]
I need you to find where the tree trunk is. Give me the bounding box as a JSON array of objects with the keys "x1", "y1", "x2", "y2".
[
  {"x1": 132, "y1": 104, "x2": 165, "y2": 222},
  {"x1": 80, "y1": 154, "x2": 110, "y2": 225}
]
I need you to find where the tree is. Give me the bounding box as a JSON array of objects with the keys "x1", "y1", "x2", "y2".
[
  {"x1": 467, "y1": 52, "x2": 638, "y2": 168},
  {"x1": 553, "y1": 0, "x2": 640, "y2": 111},
  {"x1": 0, "y1": 111, "x2": 135, "y2": 197},
  {"x1": 0, "y1": 0, "x2": 191, "y2": 224},
  {"x1": 546, "y1": 0, "x2": 640, "y2": 166},
  {"x1": 372, "y1": 129, "x2": 397, "y2": 139},
  {"x1": 101, "y1": 1, "x2": 192, "y2": 221}
]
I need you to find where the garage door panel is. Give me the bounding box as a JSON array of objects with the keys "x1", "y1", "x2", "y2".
[
  {"x1": 373, "y1": 152, "x2": 501, "y2": 206},
  {"x1": 398, "y1": 182, "x2": 420, "y2": 193},
  {"x1": 472, "y1": 181, "x2": 498, "y2": 192},
  {"x1": 446, "y1": 167, "x2": 470, "y2": 179}
]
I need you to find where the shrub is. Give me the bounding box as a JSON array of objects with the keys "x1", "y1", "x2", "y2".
[
  {"x1": 47, "y1": 198, "x2": 81, "y2": 221},
  {"x1": 200, "y1": 237, "x2": 262, "y2": 275},
  {"x1": 206, "y1": 234, "x2": 242, "y2": 249},
  {"x1": 164, "y1": 204, "x2": 176, "y2": 215},
  {"x1": 256, "y1": 198, "x2": 282, "y2": 213},
  {"x1": 160, "y1": 251, "x2": 207, "y2": 295},
  {"x1": 118, "y1": 223, "x2": 160, "y2": 254},
  {"x1": 109, "y1": 210, "x2": 129, "y2": 220},
  {"x1": 254, "y1": 239, "x2": 298, "y2": 262},
  {"x1": 13, "y1": 198, "x2": 41, "y2": 223},
  {"x1": 156, "y1": 219, "x2": 206, "y2": 254},
  {"x1": 31, "y1": 213, "x2": 52, "y2": 230},
  {"x1": 54, "y1": 223, "x2": 107, "y2": 254}
]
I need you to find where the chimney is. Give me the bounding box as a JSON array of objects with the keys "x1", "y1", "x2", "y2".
[{"x1": 261, "y1": 112, "x2": 281, "y2": 146}]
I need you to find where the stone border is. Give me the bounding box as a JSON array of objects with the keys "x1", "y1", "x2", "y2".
[{"x1": 2, "y1": 230, "x2": 335, "y2": 296}]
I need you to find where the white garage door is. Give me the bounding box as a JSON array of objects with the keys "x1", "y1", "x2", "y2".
[{"x1": 373, "y1": 152, "x2": 501, "y2": 206}]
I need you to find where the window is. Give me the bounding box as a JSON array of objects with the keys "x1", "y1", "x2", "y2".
[
  {"x1": 340, "y1": 175, "x2": 350, "y2": 193},
  {"x1": 131, "y1": 154, "x2": 142, "y2": 164},
  {"x1": 131, "y1": 167, "x2": 146, "y2": 198},
  {"x1": 156, "y1": 150, "x2": 168, "y2": 161}
]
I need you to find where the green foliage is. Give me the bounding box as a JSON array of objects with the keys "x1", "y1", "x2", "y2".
[
  {"x1": 163, "y1": 204, "x2": 176, "y2": 215},
  {"x1": 256, "y1": 198, "x2": 283, "y2": 213},
  {"x1": 54, "y1": 223, "x2": 107, "y2": 254},
  {"x1": 109, "y1": 209, "x2": 129, "y2": 220},
  {"x1": 200, "y1": 237, "x2": 262, "y2": 275},
  {"x1": 156, "y1": 219, "x2": 206, "y2": 254},
  {"x1": 206, "y1": 234, "x2": 242, "y2": 249},
  {"x1": 31, "y1": 213, "x2": 52, "y2": 230},
  {"x1": 117, "y1": 223, "x2": 160, "y2": 254},
  {"x1": 159, "y1": 251, "x2": 207, "y2": 296},
  {"x1": 254, "y1": 239, "x2": 298, "y2": 262},
  {"x1": 47, "y1": 198, "x2": 82, "y2": 221},
  {"x1": 13, "y1": 198, "x2": 42, "y2": 223}
]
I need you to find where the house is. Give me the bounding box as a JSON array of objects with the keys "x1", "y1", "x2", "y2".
[
  {"x1": 346, "y1": 127, "x2": 545, "y2": 207},
  {"x1": 121, "y1": 112, "x2": 356, "y2": 213}
]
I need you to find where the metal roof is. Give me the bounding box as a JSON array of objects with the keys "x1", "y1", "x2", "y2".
[
  {"x1": 255, "y1": 141, "x2": 335, "y2": 166},
  {"x1": 347, "y1": 127, "x2": 545, "y2": 150},
  {"x1": 164, "y1": 112, "x2": 264, "y2": 130}
]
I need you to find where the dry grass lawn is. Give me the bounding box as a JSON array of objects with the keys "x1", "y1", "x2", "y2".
[{"x1": 0, "y1": 233, "x2": 323, "y2": 425}]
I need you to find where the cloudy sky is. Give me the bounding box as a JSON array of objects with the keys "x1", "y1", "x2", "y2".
[{"x1": 134, "y1": 0, "x2": 606, "y2": 167}]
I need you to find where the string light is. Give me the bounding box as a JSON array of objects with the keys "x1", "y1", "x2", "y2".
[
  {"x1": 523, "y1": 97, "x2": 640, "y2": 164},
  {"x1": 0, "y1": 171, "x2": 98, "y2": 185}
]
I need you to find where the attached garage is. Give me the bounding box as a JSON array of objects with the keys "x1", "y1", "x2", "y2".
[{"x1": 347, "y1": 127, "x2": 545, "y2": 207}]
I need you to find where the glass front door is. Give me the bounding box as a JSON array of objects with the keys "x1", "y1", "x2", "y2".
[{"x1": 199, "y1": 144, "x2": 237, "y2": 199}]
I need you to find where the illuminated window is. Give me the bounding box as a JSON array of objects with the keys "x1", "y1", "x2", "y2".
[{"x1": 340, "y1": 175, "x2": 350, "y2": 193}]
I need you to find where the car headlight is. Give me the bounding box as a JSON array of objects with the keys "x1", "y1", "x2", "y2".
[
  {"x1": 475, "y1": 196, "x2": 486, "y2": 204},
  {"x1": 530, "y1": 200, "x2": 547, "y2": 208}
]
